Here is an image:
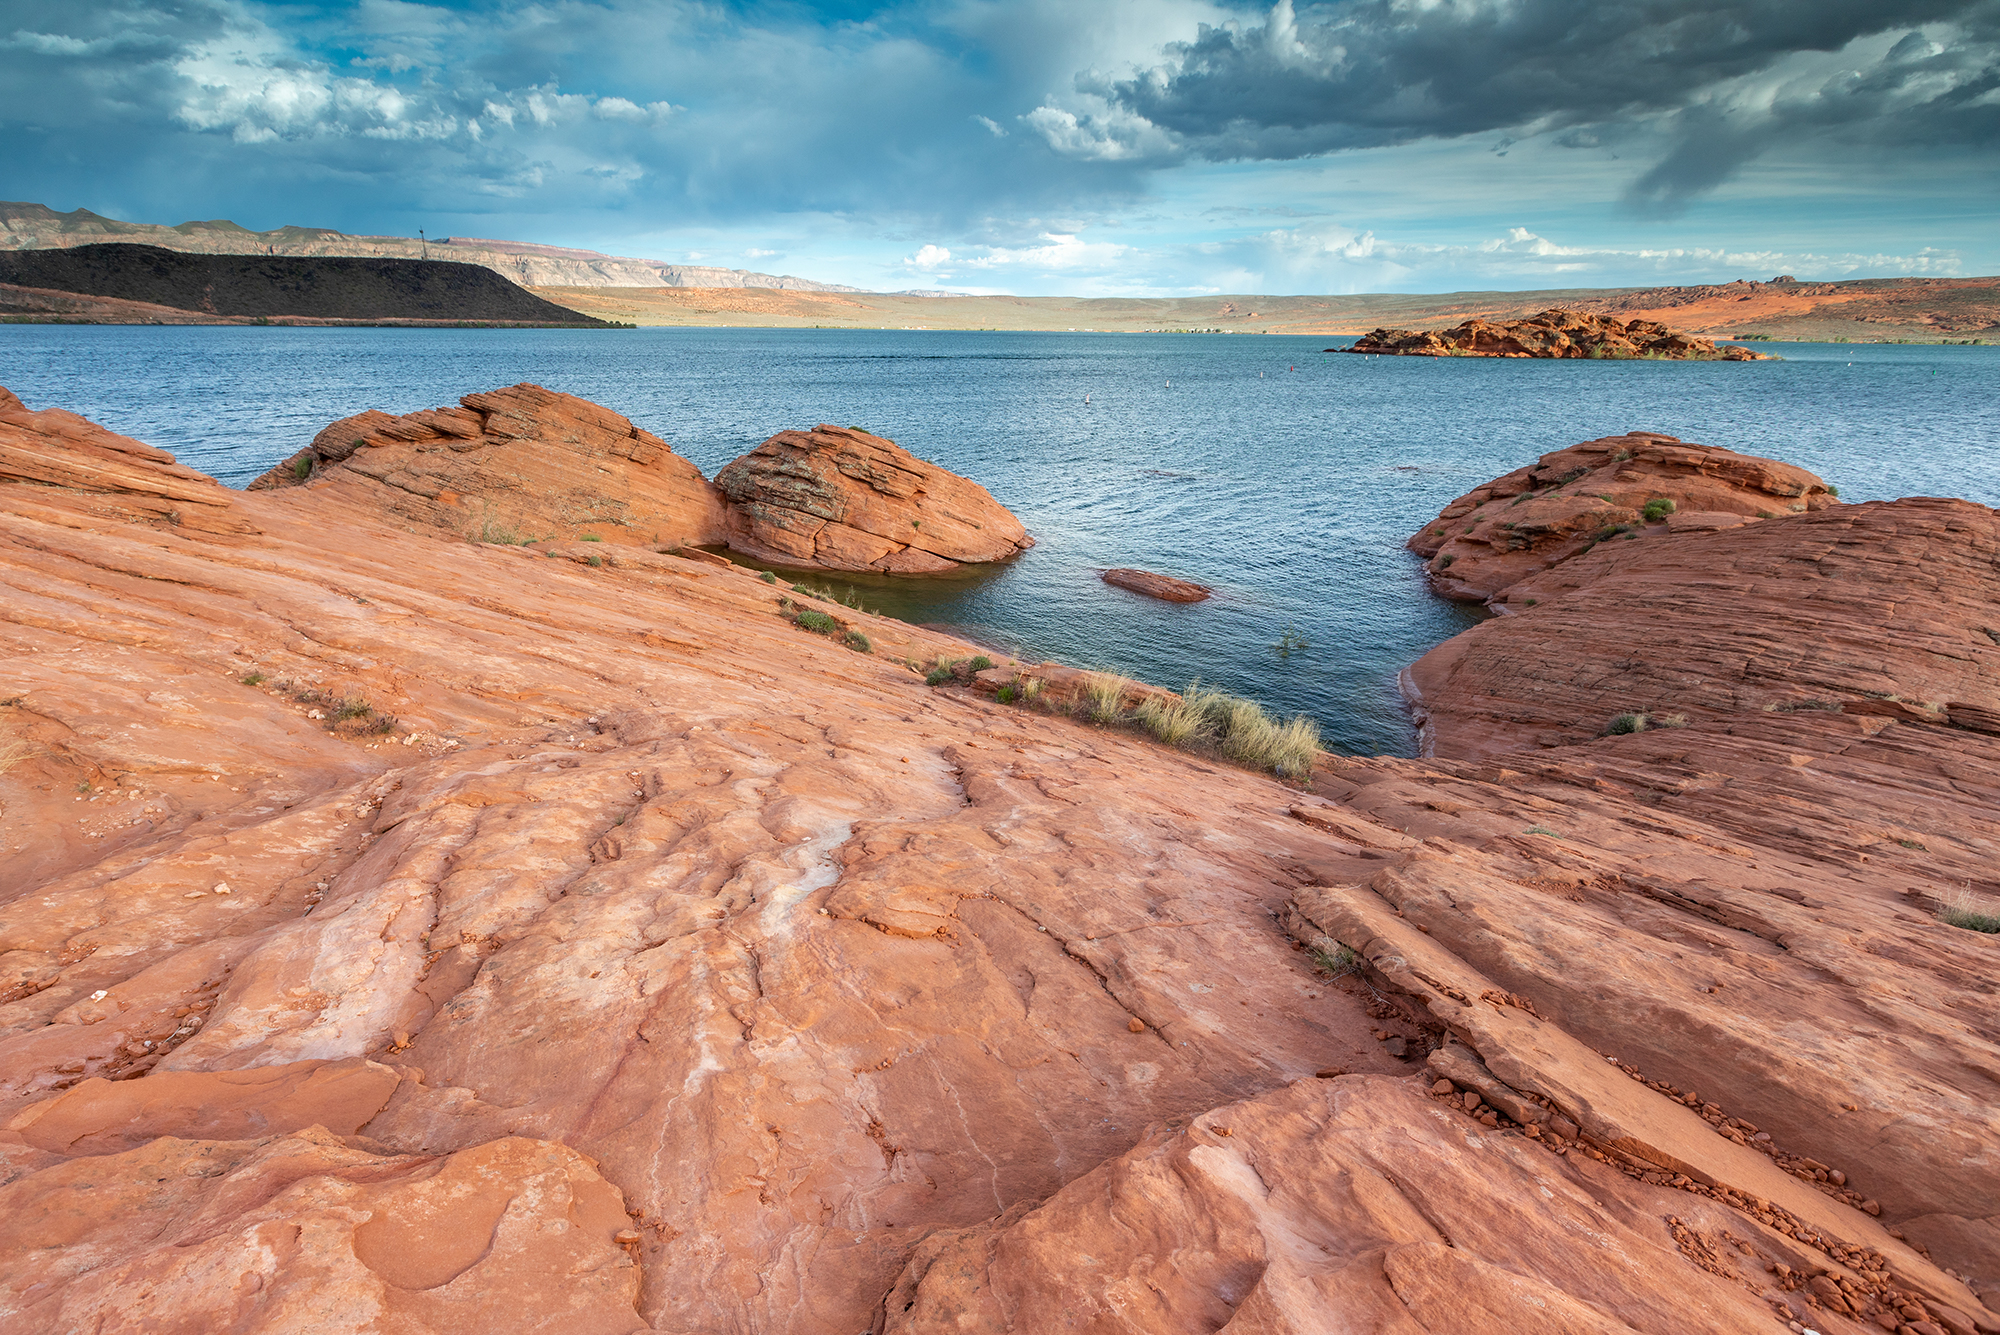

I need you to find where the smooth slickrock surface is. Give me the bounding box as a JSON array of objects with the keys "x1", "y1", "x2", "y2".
[
  {"x1": 886, "y1": 1076, "x2": 1812, "y2": 1333},
  {"x1": 715, "y1": 424, "x2": 1033, "y2": 572},
  {"x1": 245, "y1": 382, "x2": 727, "y2": 550},
  {"x1": 1101, "y1": 568, "x2": 1212, "y2": 603},
  {"x1": 1407, "y1": 430, "x2": 1837, "y2": 602},
  {"x1": 0, "y1": 1128, "x2": 645, "y2": 1334},
  {"x1": 1, "y1": 386, "x2": 1995, "y2": 1335},
  {"x1": 1349, "y1": 308, "x2": 1770, "y2": 359}
]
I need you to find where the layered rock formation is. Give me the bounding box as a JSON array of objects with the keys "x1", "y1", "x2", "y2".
[
  {"x1": 715, "y1": 424, "x2": 1034, "y2": 572},
  {"x1": 1407, "y1": 430, "x2": 1839, "y2": 602},
  {"x1": 2, "y1": 387, "x2": 1995, "y2": 1335},
  {"x1": 1349, "y1": 308, "x2": 1770, "y2": 359},
  {"x1": 247, "y1": 383, "x2": 728, "y2": 550}
]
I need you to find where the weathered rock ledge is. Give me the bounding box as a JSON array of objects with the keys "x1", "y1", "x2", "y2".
[
  {"x1": 1408, "y1": 429, "x2": 1838, "y2": 603},
  {"x1": 1349, "y1": 308, "x2": 1771, "y2": 359},
  {"x1": 1, "y1": 387, "x2": 1995, "y2": 1335}
]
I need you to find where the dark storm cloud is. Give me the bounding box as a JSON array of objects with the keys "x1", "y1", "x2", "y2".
[{"x1": 1094, "y1": 0, "x2": 2000, "y2": 208}]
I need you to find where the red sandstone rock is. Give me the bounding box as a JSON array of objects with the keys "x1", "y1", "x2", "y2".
[
  {"x1": 246, "y1": 382, "x2": 727, "y2": 550},
  {"x1": 1350, "y1": 308, "x2": 1770, "y2": 359},
  {"x1": 0, "y1": 1128, "x2": 644, "y2": 1332},
  {"x1": 714, "y1": 424, "x2": 1032, "y2": 572},
  {"x1": 888, "y1": 1077, "x2": 1817, "y2": 1333},
  {"x1": 1101, "y1": 568, "x2": 1211, "y2": 602},
  {"x1": 1407, "y1": 430, "x2": 1836, "y2": 601},
  {"x1": 1, "y1": 387, "x2": 1995, "y2": 1333},
  {"x1": 0, "y1": 387, "x2": 253, "y2": 535}
]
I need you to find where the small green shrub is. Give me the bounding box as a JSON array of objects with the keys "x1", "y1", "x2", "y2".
[
  {"x1": 842, "y1": 630, "x2": 872, "y2": 653},
  {"x1": 1641, "y1": 498, "x2": 1677, "y2": 522},
  {"x1": 241, "y1": 671, "x2": 268, "y2": 686},
  {"x1": 997, "y1": 683, "x2": 1019, "y2": 704},
  {"x1": 969, "y1": 656, "x2": 994, "y2": 673},
  {"x1": 1826, "y1": 485, "x2": 1839, "y2": 498},
  {"x1": 370, "y1": 714, "x2": 398, "y2": 735},
  {"x1": 1607, "y1": 712, "x2": 1647, "y2": 735},
  {"x1": 760, "y1": 571, "x2": 778, "y2": 584},
  {"x1": 292, "y1": 455, "x2": 314, "y2": 481},
  {"x1": 1937, "y1": 889, "x2": 2000, "y2": 934},
  {"x1": 580, "y1": 534, "x2": 604, "y2": 542},
  {"x1": 335, "y1": 697, "x2": 373, "y2": 721},
  {"x1": 1309, "y1": 938, "x2": 1361, "y2": 978},
  {"x1": 587, "y1": 553, "x2": 603, "y2": 568},
  {"x1": 1897, "y1": 837, "x2": 1926, "y2": 850},
  {"x1": 1438, "y1": 554, "x2": 1455, "y2": 568},
  {"x1": 795, "y1": 609, "x2": 840, "y2": 635},
  {"x1": 1523, "y1": 825, "x2": 1561, "y2": 837}
]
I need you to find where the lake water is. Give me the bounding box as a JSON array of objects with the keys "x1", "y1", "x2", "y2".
[{"x1": 4, "y1": 326, "x2": 1996, "y2": 755}]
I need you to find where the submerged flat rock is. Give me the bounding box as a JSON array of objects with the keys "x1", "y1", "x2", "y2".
[
  {"x1": 0, "y1": 386, "x2": 1993, "y2": 1334},
  {"x1": 1101, "y1": 567, "x2": 1211, "y2": 602}
]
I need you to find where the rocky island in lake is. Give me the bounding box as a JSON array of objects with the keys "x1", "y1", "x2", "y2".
[{"x1": 1347, "y1": 307, "x2": 1771, "y2": 359}]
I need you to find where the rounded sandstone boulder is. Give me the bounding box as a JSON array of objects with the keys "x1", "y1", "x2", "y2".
[
  {"x1": 714, "y1": 424, "x2": 1033, "y2": 573},
  {"x1": 1408, "y1": 430, "x2": 1838, "y2": 603}
]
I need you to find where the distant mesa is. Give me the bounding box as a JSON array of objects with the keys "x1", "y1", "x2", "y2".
[
  {"x1": 0, "y1": 199, "x2": 865, "y2": 293},
  {"x1": 715, "y1": 425, "x2": 1033, "y2": 573},
  {"x1": 0, "y1": 243, "x2": 605, "y2": 326},
  {"x1": 1348, "y1": 308, "x2": 1771, "y2": 360},
  {"x1": 1102, "y1": 568, "x2": 1212, "y2": 603}
]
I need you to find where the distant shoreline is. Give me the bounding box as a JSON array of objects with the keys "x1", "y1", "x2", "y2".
[{"x1": 526, "y1": 279, "x2": 2000, "y2": 344}]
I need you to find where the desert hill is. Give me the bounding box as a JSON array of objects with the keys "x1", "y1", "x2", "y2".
[
  {"x1": 0, "y1": 244, "x2": 605, "y2": 326},
  {"x1": 0, "y1": 200, "x2": 864, "y2": 293}
]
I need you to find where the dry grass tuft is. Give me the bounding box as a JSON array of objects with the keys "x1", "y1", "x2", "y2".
[{"x1": 1937, "y1": 887, "x2": 2000, "y2": 934}]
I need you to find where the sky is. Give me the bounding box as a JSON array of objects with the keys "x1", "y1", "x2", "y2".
[{"x1": 3, "y1": 0, "x2": 1996, "y2": 295}]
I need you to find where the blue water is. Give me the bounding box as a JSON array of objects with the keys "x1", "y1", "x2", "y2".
[{"x1": 4, "y1": 326, "x2": 1996, "y2": 755}]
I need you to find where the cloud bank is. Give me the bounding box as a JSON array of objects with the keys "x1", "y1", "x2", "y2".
[
  {"x1": 1052, "y1": 0, "x2": 2000, "y2": 211},
  {"x1": 0, "y1": 0, "x2": 1993, "y2": 292}
]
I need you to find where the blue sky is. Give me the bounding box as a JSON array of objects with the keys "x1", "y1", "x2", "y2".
[{"x1": 3, "y1": 0, "x2": 1995, "y2": 295}]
